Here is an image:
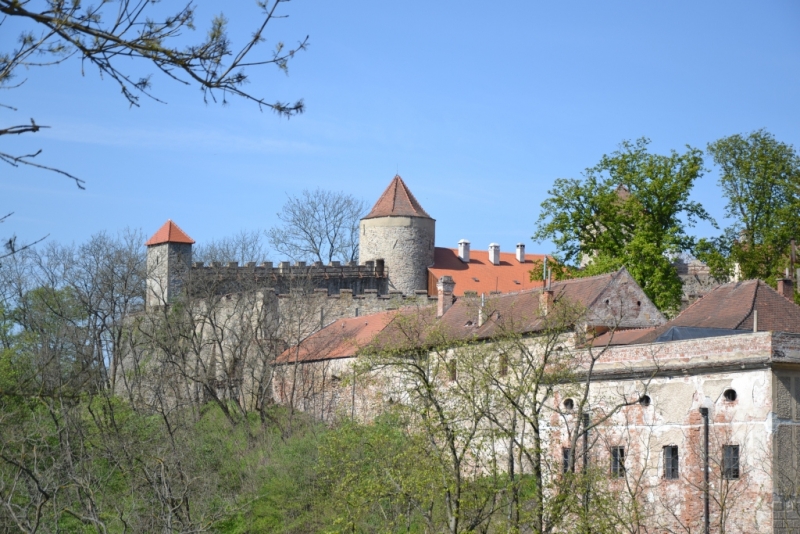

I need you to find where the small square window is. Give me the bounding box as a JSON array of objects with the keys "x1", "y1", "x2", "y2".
[
  {"x1": 663, "y1": 445, "x2": 679, "y2": 479},
  {"x1": 723, "y1": 445, "x2": 740, "y2": 479},
  {"x1": 611, "y1": 446, "x2": 625, "y2": 478}
]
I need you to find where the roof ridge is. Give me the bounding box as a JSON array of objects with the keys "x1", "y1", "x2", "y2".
[
  {"x1": 553, "y1": 269, "x2": 619, "y2": 285},
  {"x1": 672, "y1": 278, "x2": 736, "y2": 319},
  {"x1": 733, "y1": 280, "x2": 760, "y2": 330}
]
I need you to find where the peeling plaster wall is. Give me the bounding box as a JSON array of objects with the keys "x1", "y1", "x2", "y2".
[
  {"x1": 580, "y1": 370, "x2": 773, "y2": 533},
  {"x1": 275, "y1": 331, "x2": 796, "y2": 531}
]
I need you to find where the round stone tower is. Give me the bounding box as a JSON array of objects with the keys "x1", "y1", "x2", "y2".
[{"x1": 359, "y1": 175, "x2": 435, "y2": 295}]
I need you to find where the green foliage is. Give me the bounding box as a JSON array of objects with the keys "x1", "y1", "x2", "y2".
[
  {"x1": 533, "y1": 138, "x2": 713, "y2": 313},
  {"x1": 316, "y1": 413, "x2": 440, "y2": 533},
  {"x1": 696, "y1": 129, "x2": 800, "y2": 286}
]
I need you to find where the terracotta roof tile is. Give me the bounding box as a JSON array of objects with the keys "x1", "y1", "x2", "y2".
[
  {"x1": 145, "y1": 220, "x2": 195, "y2": 246},
  {"x1": 276, "y1": 310, "x2": 399, "y2": 364},
  {"x1": 363, "y1": 175, "x2": 432, "y2": 219},
  {"x1": 590, "y1": 328, "x2": 658, "y2": 347},
  {"x1": 439, "y1": 270, "x2": 627, "y2": 340},
  {"x1": 428, "y1": 247, "x2": 547, "y2": 296},
  {"x1": 283, "y1": 269, "x2": 665, "y2": 362},
  {"x1": 631, "y1": 279, "x2": 800, "y2": 345}
]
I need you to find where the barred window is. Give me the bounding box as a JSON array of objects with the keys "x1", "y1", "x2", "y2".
[
  {"x1": 663, "y1": 445, "x2": 679, "y2": 479},
  {"x1": 611, "y1": 446, "x2": 625, "y2": 478},
  {"x1": 723, "y1": 445, "x2": 740, "y2": 479}
]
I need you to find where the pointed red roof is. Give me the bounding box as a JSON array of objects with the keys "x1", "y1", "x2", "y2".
[
  {"x1": 145, "y1": 220, "x2": 195, "y2": 246},
  {"x1": 363, "y1": 175, "x2": 432, "y2": 219}
]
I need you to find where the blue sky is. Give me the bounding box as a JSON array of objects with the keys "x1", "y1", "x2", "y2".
[{"x1": 2, "y1": 1, "x2": 799, "y2": 259}]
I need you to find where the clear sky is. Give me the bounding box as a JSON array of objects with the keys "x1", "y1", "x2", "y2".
[{"x1": 2, "y1": 1, "x2": 799, "y2": 259}]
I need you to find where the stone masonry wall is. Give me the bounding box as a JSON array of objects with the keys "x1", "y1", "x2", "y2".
[
  {"x1": 359, "y1": 216, "x2": 435, "y2": 296},
  {"x1": 185, "y1": 261, "x2": 391, "y2": 298},
  {"x1": 146, "y1": 242, "x2": 192, "y2": 307}
]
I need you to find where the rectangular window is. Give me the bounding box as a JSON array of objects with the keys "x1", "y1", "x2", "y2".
[
  {"x1": 447, "y1": 360, "x2": 457, "y2": 382},
  {"x1": 562, "y1": 447, "x2": 574, "y2": 473},
  {"x1": 611, "y1": 446, "x2": 625, "y2": 478},
  {"x1": 499, "y1": 354, "x2": 508, "y2": 377},
  {"x1": 663, "y1": 445, "x2": 679, "y2": 479},
  {"x1": 723, "y1": 445, "x2": 740, "y2": 479}
]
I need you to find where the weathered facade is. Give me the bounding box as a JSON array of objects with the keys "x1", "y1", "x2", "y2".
[{"x1": 275, "y1": 273, "x2": 800, "y2": 533}]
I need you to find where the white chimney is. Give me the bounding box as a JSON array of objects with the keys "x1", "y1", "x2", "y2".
[
  {"x1": 489, "y1": 243, "x2": 500, "y2": 265},
  {"x1": 458, "y1": 239, "x2": 471, "y2": 263},
  {"x1": 516, "y1": 243, "x2": 525, "y2": 263}
]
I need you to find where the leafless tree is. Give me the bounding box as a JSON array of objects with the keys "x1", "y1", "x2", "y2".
[
  {"x1": 1, "y1": 0, "x2": 308, "y2": 258},
  {"x1": 193, "y1": 229, "x2": 270, "y2": 266},
  {"x1": 268, "y1": 188, "x2": 366, "y2": 264}
]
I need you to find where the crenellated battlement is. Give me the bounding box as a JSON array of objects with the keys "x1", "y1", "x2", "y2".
[
  {"x1": 190, "y1": 259, "x2": 387, "y2": 280},
  {"x1": 173, "y1": 258, "x2": 394, "y2": 299}
]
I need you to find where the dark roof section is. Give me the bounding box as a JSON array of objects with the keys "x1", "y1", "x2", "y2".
[
  {"x1": 632, "y1": 279, "x2": 800, "y2": 344},
  {"x1": 145, "y1": 220, "x2": 195, "y2": 246},
  {"x1": 362, "y1": 175, "x2": 432, "y2": 219},
  {"x1": 654, "y1": 326, "x2": 751, "y2": 343},
  {"x1": 438, "y1": 268, "x2": 662, "y2": 341},
  {"x1": 369, "y1": 268, "x2": 665, "y2": 350}
]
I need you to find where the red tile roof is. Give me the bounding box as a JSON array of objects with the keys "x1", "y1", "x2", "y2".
[
  {"x1": 589, "y1": 328, "x2": 658, "y2": 347},
  {"x1": 435, "y1": 268, "x2": 662, "y2": 341},
  {"x1": 362, "y1": 175, "x2": 432, "y2": 219},
  {"x1": 622, "y1": 279, "x2": 800, "y2": 345},
  {"x1": 276, "y1": 310, "x2": 399, "y2": 364},
  {"x1": 288, "y1": 269, "x2": 665, "y2": 362},
  {"x1": 428, "y1": 247, "x2": 547, "y2": 296},
  {"x1": 145, "y1": 220, "x2": 195, "y2": 246}
]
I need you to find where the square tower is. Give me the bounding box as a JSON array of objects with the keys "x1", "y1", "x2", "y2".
[{"x1": 145, "y1": 220, "x2": 195, "y2": 307}]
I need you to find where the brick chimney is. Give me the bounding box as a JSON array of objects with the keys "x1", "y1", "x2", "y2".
[
  {"x1": 489, "y1": 243, "x2": 500, "y2": 265},
  {"x1": 437, "y1": 275, "x2": 456, "y2": 317},
  {"x1": 539, "y1": 289, "x2": 554, "y2": 316},
  {"x1": 516, "y1": 243, "x2": 525, "y2": 263},
  {"x1": 778, "y1": 275, "x2": 794, "y2": 301},
  {"x1": 458, "y1": 239, "x2": 471, "y2": 263}
]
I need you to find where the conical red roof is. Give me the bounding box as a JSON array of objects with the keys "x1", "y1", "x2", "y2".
[
  {"x1": 145, "y1": 220, "x2": 195, "y2": 246},
  {"x1": 363, "y1": 175, "x2": 432, "y2": 219}
]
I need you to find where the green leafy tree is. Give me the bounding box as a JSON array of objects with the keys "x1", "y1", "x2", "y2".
[
  {"x1": 533, "y1": 138, "x2": 713, "y2": 313},
  {"x1": 696, "y1": 129, "x2": 800, "y2": 286}
]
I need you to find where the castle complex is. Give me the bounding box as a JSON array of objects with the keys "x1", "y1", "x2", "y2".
[
  {"x1": 137, "y1": 174, "x2": 800, "y2": 532},
  {"x1": 145, "y1": 175, "x2": 545, "y2": 315},
  {"x1": 145, "y1": 174, "x2": 722, "y2": 318}
]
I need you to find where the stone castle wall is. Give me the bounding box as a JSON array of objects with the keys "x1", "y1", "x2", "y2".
[
  {"x1": 184, "y1": 260, "x2": 391, "y2": 298},
  {"x1": 359, "y1": 216, "x2": 435, "y2": 295}
]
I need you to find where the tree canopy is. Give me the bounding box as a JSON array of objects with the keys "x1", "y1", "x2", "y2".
[
  {"x1": 696, "y1": 129, "x2": 800, "y2": 286},
  {"x1": 533, "y1": 138, "x2": 713, "y2": 313}
]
